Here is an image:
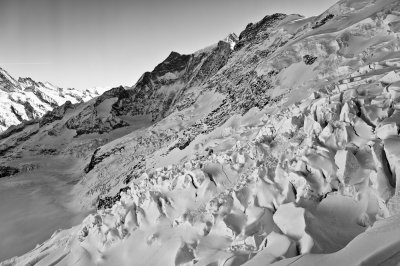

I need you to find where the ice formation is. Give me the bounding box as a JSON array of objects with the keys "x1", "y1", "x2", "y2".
[{"x1": 2, "y1": 0, "x2": 400, "y2": 265}]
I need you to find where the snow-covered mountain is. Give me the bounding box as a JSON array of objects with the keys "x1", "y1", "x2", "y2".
[
  {"x1": 0, "y1": 68, "x2": 106, "y2": 132},
  {"x1": 2, "y1": 0, "x2": 400, "y2": 265}
]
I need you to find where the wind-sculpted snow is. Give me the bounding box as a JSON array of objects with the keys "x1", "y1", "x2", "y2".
[
  {"x1": 7, "y1": 61, "x2": 400, "y2": 264},
  {"x1": 6, "y1": 65, "x2": 400, "y2": 264},
  {"x1": 3, "y1": 0, "x2": 400, "y2": 265}
]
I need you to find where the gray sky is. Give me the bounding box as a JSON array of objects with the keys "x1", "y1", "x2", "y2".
[{"x1": 0, "y1": 0, "x2": 338, "y2": 90}]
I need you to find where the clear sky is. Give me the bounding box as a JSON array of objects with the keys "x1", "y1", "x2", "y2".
[{"x1": 0, "y1": 0, "x2": 338, "y2": 90}]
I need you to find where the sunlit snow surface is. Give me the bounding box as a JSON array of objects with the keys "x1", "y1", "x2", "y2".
[{"x1": 3, "y1": 0, "x2": 400, "y2": 265}]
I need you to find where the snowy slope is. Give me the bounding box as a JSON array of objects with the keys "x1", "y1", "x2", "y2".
[
  {"x1": 2, "y1": 0, "x2": 400, "y2": 265},
  {"x1": 0, "y1": 35, "x2": 238, "y2": 262},
  {"x1": 0, "y1": 68, "x2": 107, "y2": 132}
]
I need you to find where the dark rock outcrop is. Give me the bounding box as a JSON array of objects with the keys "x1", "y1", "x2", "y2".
[
  {"x1": 23, "y1": 102, "x2": 35, "y2": 120},
  {"x1": 39, "y1": 101, "x2": 73, "y2": 127},
  {"x1": 94, "y1": 86, "x2": 130, "y2": 107},
  {"x1": 112, "y1": 44, "x2": 232, "y2": 122},
  {"x1": 38, "y1": 148, "x2": 58, "y2": 155},
  {"x1": 187, "y1": 41, "x2": 231, "y2": 86},
  {"x1": 235, "y1": 13, "x2": 288, "y2": 50},
  {"x1": 63, "y1": 86, "x2": 130, "y2": 135},
  {"x1": 97, "y1": 187, "x2": 130, "y2": 210},
  {"x1": 312, "y1": 14, "x2": 334, "y2": 29},
  {"x1": 10, "y1": 106, "x2": 24, "y2": 122},
  {"x1": 153, "y1": 51, "x2": 191, "y2": 76},
  {"x1": 0, "y1": 68, "x2": 19, "y2": 92},
  {"x1": 84, "y1": 146, "x2": 125, "y2": 173},
  {"x1": 303, "y1": 55, "x2": 318, "y2": 65},
  {"x1": 0, "y1": 166, "x2": 19, "y2": 178},
  {"x1": 65, "y1": 107, "x2": 129, "y2": 136},
  {"x1": 0, "y1": 123, "x2": 26, "y2": 140}
]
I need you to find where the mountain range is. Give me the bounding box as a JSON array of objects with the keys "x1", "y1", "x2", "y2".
[
  {"x1": 1, "y1": 0, "x2": 400, "y2": 265},
  {"x1": 0, "y1": 68, "x2": 106, "y2": 132}
]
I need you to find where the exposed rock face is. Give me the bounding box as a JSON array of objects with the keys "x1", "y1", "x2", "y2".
[
  {"x1": 40, "y1": 101, "x2": 73, "y2": 127},
  {"x1": 113, "y1": 42, "x2": 233, "y2": 121},
  {"x1": 65, "y1": 105, "x2": 129, "y2": 136},
  {"x1": 84, "y1": 146, "x2": 126, "y2": 173},
  {"x1": 43, "y1": 43, "x2": 233, "y2": 137},
  {"x1": 66, "y1": 112, "x2": 129, "y2": 136},
  {"x1": 0, "y1": 123, "x2": 27, "y2": 140},
  {"x1": 0, "y1": 68, "x2": 19, "y2": 93},
  {"x1": 0, "y1": 166, "x2": 19, "y2": 178},
  {"x1": 96, "y1": 187, "x2": 130, "y2": 209},
  {"x1": 235, "y1": 13, "x2": 288, "y2": 50},
  {"x1": 153, "y1": 51, "x2": 192, "y2": 76},
  {"x1": 94, "y1": 86, "x2": 130, "y2": 105},
  {"x1": 303, "y1": 55, "x2": 318, "y2": 65},
  {"x1": 312, "y1": 14, "x2": 335, "y2": 29}
]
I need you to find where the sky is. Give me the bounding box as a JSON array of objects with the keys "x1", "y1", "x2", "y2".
[{"x1": 0, "y1": 0, "x2": 339, "y2": 90}]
